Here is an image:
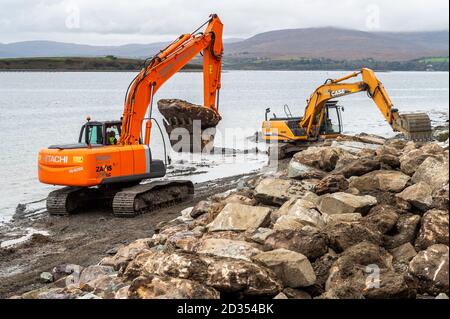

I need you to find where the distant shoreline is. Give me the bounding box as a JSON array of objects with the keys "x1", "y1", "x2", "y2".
[{"x1": 0, "y1": 56, "x2": 448, "y2": 72}]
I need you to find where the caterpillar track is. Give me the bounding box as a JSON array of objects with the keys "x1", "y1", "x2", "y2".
[
  {"x1": 47, "y1": 187, "x2": 98, "y2": 216},
  {"x1": 46, "y1": 180, "x2": 194, "y2": 217},
  {"x1": 112, "y1": 181, "x2": 194, "y2": 217}
]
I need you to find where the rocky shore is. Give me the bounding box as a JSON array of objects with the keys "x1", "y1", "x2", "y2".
[{"x1": 6, "y1": 129, "x2": 450, "y2": 299}]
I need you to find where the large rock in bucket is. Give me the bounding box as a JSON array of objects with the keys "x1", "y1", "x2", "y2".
[{"x1": 158, "y1": 99, "x2": 221, "y2": 152}]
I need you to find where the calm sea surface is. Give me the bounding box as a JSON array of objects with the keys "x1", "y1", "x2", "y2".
[{"x1": 0, "y1": 70, "x2": 448, "y2": 222}]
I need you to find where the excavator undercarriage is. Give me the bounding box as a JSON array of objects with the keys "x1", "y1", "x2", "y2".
[{"x1": 47, "y1": 180, "x2": 194, "y2": 217}]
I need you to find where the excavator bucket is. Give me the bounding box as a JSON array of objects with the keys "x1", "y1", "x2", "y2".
[
  {"x1": 158, "y1": 99, "x2": 221, "y2": 152},
  {"x1": 398, "y1": 112, "x2": 432, "y2": 141}
]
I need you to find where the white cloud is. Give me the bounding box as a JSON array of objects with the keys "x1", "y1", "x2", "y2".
[{"x1": 0, "y1": 0, "x2": 448, "y2": 44}]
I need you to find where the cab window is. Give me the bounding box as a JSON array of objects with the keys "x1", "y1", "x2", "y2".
[{"x1": 81, "y1": 125, "x2": 103, "y2": 145}]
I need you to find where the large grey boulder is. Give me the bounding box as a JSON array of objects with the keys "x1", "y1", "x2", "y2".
[
  {"x1": 399, "y1": 149, "x2": 430, "y2": 176},
  {"x1": 349, "y1": 170, "x2": 410, "y2": 193},
  {"x1": 196, "y1": 238, "x2": 261, "y2": 262},
  {"x1": 79, "y1": 265, "x2": 116, "y2": 285},
  {"x1": 254, "y1": 178, "x2": 304, "y2": 206},
  {"x1": 248, "y1": 227, "x2": 275, "y2": 244},
  {"x1": 396, "y1": 182, "x2": 433, "y2": 212},
  {"x1": 412, "y1": 156, "x2": 449, "y2": 192},
  {"x1": 273, "y1": 215, "x2": 306, "y2": 231},
  {"x1": 288, "y1": 161, "x2": 326, "y2": 180},
  {"x1": 291, "y1": 146, "x2": 341, "y2": 171},
  {"x1": 207, "y1": 203, "x2": 271, "y2": 232},
  {"x1": 271, "y1": 197, "x2": 325, "y2": 229},
  {"x1": 100, "y1": 238, "x2": 153, "y2": 271},
  {"x1": 318, "y1": 192, "x2": 377, "y2": 215},
  {"x1": 253, "y1": 249, "x2": 316, "y2": 288}
]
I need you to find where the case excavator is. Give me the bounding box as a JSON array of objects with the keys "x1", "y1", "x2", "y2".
[
  {"x1": 262, "y1": 68, "x2": 432, "y2": 158},
  {"x1": 38, "y1": 14, "x2": 223, "y2": 216}
]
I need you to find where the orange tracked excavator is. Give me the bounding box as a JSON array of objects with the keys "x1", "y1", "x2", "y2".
[
  {"x1": 262, "y1": 68, "x2": 432, "y2": 158},
  {"x1": 38, "y1": 14, "x2": 223, "y2": 216}
]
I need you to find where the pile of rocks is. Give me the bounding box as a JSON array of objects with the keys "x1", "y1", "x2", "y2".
[{"x1": 15, "y1": 135, "x2": 449, "y2": 299}]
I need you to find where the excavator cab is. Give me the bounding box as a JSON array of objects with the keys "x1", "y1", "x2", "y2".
[
  {"x1": 262, "y1": 101, "x2": 342, "y2": 142},
  {"x1": 79, "y1": 120, "x2": 122, "y2": 146},
  {"x1": 319, "y1": 101, "x2": 343, "y2": 136}
]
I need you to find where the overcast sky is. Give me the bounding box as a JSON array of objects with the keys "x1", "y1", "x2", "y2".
[{"x1": 0, "y1": 0, "x2": 448, "y2": 45}]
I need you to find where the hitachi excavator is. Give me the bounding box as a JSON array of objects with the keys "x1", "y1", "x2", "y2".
[
  {"x1": 38, "y1": 14, "x2": 223, "y2": 216},
  {"x1": 262, "y1": 68, "x2": 432, "y2": 158}
]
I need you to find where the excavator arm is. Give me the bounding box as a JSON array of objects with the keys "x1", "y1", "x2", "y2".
[
  {"x1": 299, "y1": 68, "x2": 432, "y2": 140},
  {"x1": 120, "y1": 14, "x2": 223, "y2": 146}
]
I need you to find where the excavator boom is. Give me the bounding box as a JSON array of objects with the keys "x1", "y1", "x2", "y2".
[
  {"x1": 121, "y1": 14, "x2": 223, "y2": 146},
  {"x1": 300, "y1": 68, "x2": 431, "y2": 140}
]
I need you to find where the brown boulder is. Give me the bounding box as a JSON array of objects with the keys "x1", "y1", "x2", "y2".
[
  {"x1": 325, "y1": 221, "x2": 383, "y2": 252},
  {"x1": 287, "y1": 161, "x2": 327, "y2": 180},
  {"x1": 292, "y1": 147, "x2": 340, "y2": 171},
  {"x1": 396, "y1": 182, "x2": 433, "y2": 212},
  {"x1": 264, "y1": 228, "x2": 329, "y2": 260},
  {"x1": 400, "y1": 149, "x2": 430, "y2": 176},
  {"x1": 129, "y1": 275, "x2": 220, "y2": 299},
  {"x1": 349, "y1": 170, "x2": 410, "y2": 193},
  {"x1": 384, "y1": 213, "x2": 421, "y2": 249},
  {"x1": 333, "y1": 158, "x2": 381, "y2": 178},
  {"x1": 377, "y1": 154, "x2": 400, "y2": 169},
  {"x1": 314, "y1": 174, "x2": 349, "y2": 195},
  {"x1": 318, "y1": 192, "x2": 377, "y2": 215},
  {"x1": 325, "y1": 242, "x2": 414, "y2": 299},
  {"x1": 124, "y1": 250, "x2": 282, "y2": 296},
  {"x1": 391, "y1": 243, "x2": 417, "y2": 263},
  {"x1": 207, "y1": 203, "x2": 271, "y2": 232},
  {"x1": 100, "y1": 239, "x2": 153, "y2": 271},
  {"x1": 432, "y1": 184, "x2": 449, "y2": 211},
  {"x1": 412, "y1": 156, "x2": 449, "y2": 192},
  {"x1": 190, "y1": 200, "x2": 224, "y2": 218},
  {"x1": 253, "y1": 249, "x2": 316, "y2": 288},
  {"x1": 415, "y1": 209, "x2": 449, "y2": 250},
  {"x1": 254, "y1": 178, "x2": 304, "y2": 206},
  {"x1": 408, "y1": 244, "x2": 449, "y2": 296},
  {"x1": 363, "y1": 205, "x2": 399, "y2": 234},
  {"x1": 271, "y1": 197, "x2": 325, "y2": 229}
]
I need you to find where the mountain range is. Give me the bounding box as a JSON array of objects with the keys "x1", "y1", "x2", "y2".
[{"x1": 1, "y1": 28, "x2": 448, "y2": 61}]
